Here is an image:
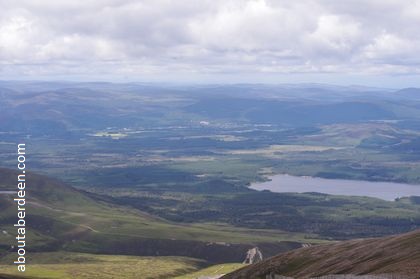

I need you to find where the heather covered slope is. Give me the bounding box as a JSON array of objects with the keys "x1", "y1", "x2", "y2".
[{"x1": 222, "y1": 229, "x2": 420, "y2": 278}]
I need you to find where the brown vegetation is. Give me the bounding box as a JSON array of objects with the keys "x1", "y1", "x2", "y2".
[{"x1": 223, "y1": 229, "x2": 420, "y2": 279}]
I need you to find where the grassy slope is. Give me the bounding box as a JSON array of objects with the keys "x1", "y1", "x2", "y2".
[
  {"x1": 1, "y1": 167, "x2": 318, "y2": 266},
  {"x1": 0, "y1": 167, "x2": 308, "y2": 245},
  {"x1": 0, "y1": 252, "x2": 206, "y2": 279},
  {"x1": 0, "y1": 168, "x2": 308, "y2": 278}
]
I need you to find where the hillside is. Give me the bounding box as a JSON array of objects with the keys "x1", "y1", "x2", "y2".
[
  {"x1": 0, "y1": 168, "x2": 303, "y2": 263},
  {"x1": 222, "y1": 229, "x2": 420, "y2": 278}
]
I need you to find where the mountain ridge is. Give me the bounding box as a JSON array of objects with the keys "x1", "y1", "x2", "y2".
[{"x1": 222, "y1": 229, "x2": 420, "y2": 278}]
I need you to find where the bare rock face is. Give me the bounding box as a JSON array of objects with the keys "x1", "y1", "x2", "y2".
[{"x1": 243, "y1": 247, "x2": 263, "y2": 264}]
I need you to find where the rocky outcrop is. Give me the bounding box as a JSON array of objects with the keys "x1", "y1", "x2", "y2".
[{"x1": 243, "y1": 247, "x2": 263, "y2": 264}]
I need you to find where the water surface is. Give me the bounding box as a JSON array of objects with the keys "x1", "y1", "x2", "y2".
[{"x1": 250, "y1": 174, "x2": 420, "y2": 201}]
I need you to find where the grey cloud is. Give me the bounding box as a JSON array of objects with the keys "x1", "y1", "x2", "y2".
[{"x1": 0, "y1": 0, "x2": 419, "y2": 82}]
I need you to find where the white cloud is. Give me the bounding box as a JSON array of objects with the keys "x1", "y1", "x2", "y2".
[
  {"x1": 0, "y1": 0, "x2": 419, "y2": 83},
  {"x1": 306, "y1": 15, "x2": 362, "y2": 54},
  {"x1": 363, "y1": 33, "x2": 418, "y2": 62}
]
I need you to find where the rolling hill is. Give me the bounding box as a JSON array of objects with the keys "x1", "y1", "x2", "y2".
[{"x1": 0, "y1": 168, "x2": 303, "y2": 263}]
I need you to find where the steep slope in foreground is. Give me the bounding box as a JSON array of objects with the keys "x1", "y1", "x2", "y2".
[{"x1": 222, "y1": 229, "x2": 420, "y2": 279}]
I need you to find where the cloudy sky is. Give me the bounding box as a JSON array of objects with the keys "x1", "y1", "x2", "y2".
[{"x1": 1, "y1": 0, "x2": 420, "y2": 86}]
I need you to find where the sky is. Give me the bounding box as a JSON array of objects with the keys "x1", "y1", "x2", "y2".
[{"x1": 1, "y1": 0, "x2": 420, "y2": 87}]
